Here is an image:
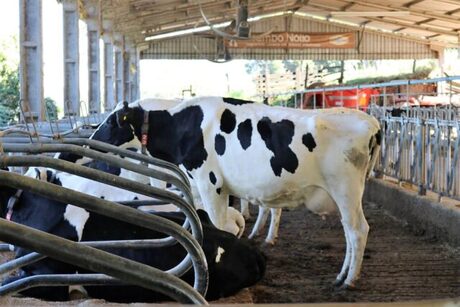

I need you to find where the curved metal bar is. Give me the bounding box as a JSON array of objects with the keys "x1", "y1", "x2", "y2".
[
  {"x1": 0, "y1": 170, "x2": 208, "y2": 297},
  {"x1": 0, "y1": 238, "x2": 197, "y2": 278},
  {"x1": 0, "y1": 253, "x2": 46, "y2": 275},
  {"x1": 0, "y1": 274, "x2": 123, "y2": 297},
  {"x1": 0, "y1": 219, "x2": 207, "y2": 304},
  {"x1": 73, "y1": 138, "x2": 191, "y2": 190},
  {"x1": 0, "y1": 155, "x2": 202, "y2": 274},
  {"x1": 0, "y1": 138, "x2": 192, "y2": 196},
  {"x1": 1, "y1": 142, "x2": 193, "y2": 206}
]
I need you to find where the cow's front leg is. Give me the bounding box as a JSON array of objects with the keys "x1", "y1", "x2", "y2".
[
  {"x1": 265, "y1": 208, "x2": 282, "y2": 245},
  {"x1": 195, "y1": 179, "x2": 229, "y2": 231},
  {"x1": 248, "y1": 206, "x2": 269, "y2": 239},
  {"x1": 240, "y1": 199, "x2": 250, "y2": 219}
]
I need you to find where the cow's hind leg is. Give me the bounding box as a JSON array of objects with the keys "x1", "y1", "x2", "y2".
[
  {"x1": 330, "y1": 190, "x2": 369, "y2": 289},
  {"x1": 334, "y1": 223, "x2": 351, "y2": 287},
  {"x1": 248, "y1": 206, "x2": 269, "y2": 239}
]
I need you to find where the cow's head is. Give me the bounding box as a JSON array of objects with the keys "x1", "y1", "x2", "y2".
[
  {"x1": 196, "y1": 210, "x2": 266, "y2": 300},
  {"x1": 90, "y1": 102, "x2": 143, "y2": 150}
]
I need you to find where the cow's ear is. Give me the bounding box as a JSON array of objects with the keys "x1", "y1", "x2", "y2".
[{"x1": 115, "y1": 101, "x2": 132, "y2": 127}]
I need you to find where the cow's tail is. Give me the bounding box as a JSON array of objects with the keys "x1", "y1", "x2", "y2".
[{"x1": 366, "y1": 128, "x2": 382, "y2": 179}]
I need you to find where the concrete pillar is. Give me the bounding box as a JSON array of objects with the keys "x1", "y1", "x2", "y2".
[
  {"x1": 114, "y1": 35, "x2": 124, "y2": 104},
  {"x1": 62, "y1": 0, "x2": 80, "y2": 116},
  {"x1": 123, "y1": 45, "x2": 132, "y2": 102},
  {"x1": 129, "y1": 47, "x2": 140, "y2": 102},
  {"x1": 103, "y1": 35, "x2": 115, "y2": 111},
  {"x1": 19, "y1": 0, "x2": 44, "y2": 122},
  {"x1": 86, "y1": 16, "x2": 101, "y2": 114}
]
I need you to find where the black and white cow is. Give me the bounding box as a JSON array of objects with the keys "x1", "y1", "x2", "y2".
[
  {"x1": 0, "y1": 169, "x2": 266, "y2": 302},
  {"x1": 91, "y1": 96, "x2": 381, "y2": 288}
]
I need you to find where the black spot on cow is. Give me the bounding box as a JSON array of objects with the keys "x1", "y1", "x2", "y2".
[
  {"x1": 133, "y1": 196, "x2": 139, "y2": 200},
  {"x1": 84, "y1": 161, "x2": 121, "y2": 176},
  {"x1": 125, "y1": 147, "x2": 138, "y2": 152},
  {"x1": 209, "y1": 172, "x2": 217, "y2": 185},
  {"x1": 216, "y1": 188, "x2": 221, "y2": 195},
  {"x1": 56, "y1": 152, "x2": 84, "y2": 163},
  {"x1": 147, "y1": 106, "x2": 208, "y2": 172},
  {"x1": 237, "y1": 119, "x2": 252, "y2": 150},
  {"x1": 257, "y1": 117, "x2": 299, "y2": 177},
  {"x1": 222, "y1": 97, "x2": 253, "y2": 106},
  {"x1": 302, "y1": 133, "x2": 317, "y2": 152},
  {"x1": 215, "y1": 134, "x2": 226, "y2": 156},
  {"x1": 220, "y1": 109, "x2": 236, "y2": 134},
  {"x1": 100, "y1": 196, "x2": 105, "y2": 199},
  {"x1": 375, "y1": 131, "x2": 382, "y2": 146}
]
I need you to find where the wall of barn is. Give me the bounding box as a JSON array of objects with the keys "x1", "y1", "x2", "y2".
[{"x1": 141, "y1": 15, "x2": 437, "y2": 61}]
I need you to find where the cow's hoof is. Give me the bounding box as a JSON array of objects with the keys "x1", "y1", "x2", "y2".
[
  {"x1": 338, "y1": 283, "x2": 357, "y2": 291},
  {"x1": 248, "y1": 232, "x2": 259, "y2": 240},
  {"x1": 333, "y1": 278, "x2": 344, "y2": 287},
  {"x1": 263, "y1": 239, "x2": 276, "y2": 246}
]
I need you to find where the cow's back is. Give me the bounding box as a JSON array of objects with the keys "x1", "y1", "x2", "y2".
[{"x1": 172, "y1": 98, "x2": 379, "y2": 209}]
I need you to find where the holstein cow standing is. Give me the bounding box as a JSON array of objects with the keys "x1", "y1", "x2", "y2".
[
  {"x1": 88, "y1": 98, "x2": 277, "y2": 243},
  {"x1": 92, "y1": 96, "x2": 381, "y2": 288},
  {"x1": 0, "y1": 168, "x2": 266, "y2": 302}
]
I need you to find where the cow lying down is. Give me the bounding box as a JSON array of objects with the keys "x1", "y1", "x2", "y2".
[
  {"x1": 92, "y1": 96, "x2": 381, "y2": 288},
  {"x1": 0, "y1": 168, "x2": 266, "y2": 302}
]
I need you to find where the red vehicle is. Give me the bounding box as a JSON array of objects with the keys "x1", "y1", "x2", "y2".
[{"x1": 302, "y1": 87, "x2": 379, "y2": 110}]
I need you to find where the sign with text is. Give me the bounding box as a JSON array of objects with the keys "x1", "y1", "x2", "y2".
[{"x1": 226, "y1": 32, "x2": 356, "y2": 49}]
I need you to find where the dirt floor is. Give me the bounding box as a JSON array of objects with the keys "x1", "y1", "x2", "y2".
[
  {"x1": 1, "y1": 200, "x2": 459, "y2": 305},
  {"x1": 244, "y1": 201, "x2": 460, "y2": 303}
]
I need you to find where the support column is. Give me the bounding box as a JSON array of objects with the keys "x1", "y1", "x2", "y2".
[
  {"x1": 123, "y1": 44, "x2": 132, "y2": 102},
  {"x1": 103, "y1": 34, "x2": 115, "y2": 111},
  {"x1": 62, "y1": 0, "x2": 80, "y2": 116},
  {"x1": 129, "y1": 47, "x2": 140, "y2": 102},
  {"x1": 19, "y1": 0, "x2": 44, "y2": 122},
  {"x1": 114, "y1": 35, "x2": 124, "y2": 104},
  {"x1": 86, "y1": 11, "x2": 101, "y2": 114}
]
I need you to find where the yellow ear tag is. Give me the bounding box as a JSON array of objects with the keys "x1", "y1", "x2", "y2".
[{"x1": 123, "y1": 115, "x2": 127, "y2": 121}]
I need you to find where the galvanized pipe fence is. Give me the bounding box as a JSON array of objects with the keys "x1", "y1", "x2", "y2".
[
  {"x1": 371, "y1": 107, "x2": 460, "y2": 201},
  {"x1": 252, "y1": 76, "x2": 460, "y2": 201},
  {"x1": 0, "y1": 127, "x2": 209, "y2": 303}
]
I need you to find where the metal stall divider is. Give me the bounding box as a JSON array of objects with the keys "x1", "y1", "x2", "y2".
[{"x1": 0, "y1": 139, "x2": 208, "y2": 303}]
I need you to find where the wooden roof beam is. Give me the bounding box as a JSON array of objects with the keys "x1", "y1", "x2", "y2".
[
  {"x1": 365, "y1": 16, "x2": 459, "y2": 37},
  {"x1": 403, "y1": 0, "x2": 426, "y2": 8},
  {"x1": 302, "y1": 2, "x2": 458, "y2": 37},
  {"x1": 333, "y1": 0, "x2": 460, "y2": 24}
]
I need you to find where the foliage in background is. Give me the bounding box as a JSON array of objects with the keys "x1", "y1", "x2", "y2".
[
  {"x1": 45, "y1": 97, "x2": 58, "y2": 121},
  {"x1": 0, "y1": 51, "x2": 20, "y2": 126},
  {"x1": 0, "y1": 35, "x2": 59, "y2": 126}
]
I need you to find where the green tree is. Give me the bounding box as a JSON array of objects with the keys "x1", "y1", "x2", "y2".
[
  {"x1": 245, "y1": 60, "x2": 281, "y2": 74},
  {"x1": 0, "y1": 53, "x2": 20, "y2": 126}
]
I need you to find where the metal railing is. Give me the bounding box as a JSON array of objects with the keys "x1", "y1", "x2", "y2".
[
  {"x1": 0, "y1": 132, "x2": 209, "y2": 303},
  {"x1": 372, "y1": 107, "x2": 460, "y2": 201},
  {"x1": 252, "y1": 75, "x2": 460, "y2": 111}
]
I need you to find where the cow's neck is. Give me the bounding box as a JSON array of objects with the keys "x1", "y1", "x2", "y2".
[{"x1": 132, "y1": 106, "x2": 207, "y2": 172}]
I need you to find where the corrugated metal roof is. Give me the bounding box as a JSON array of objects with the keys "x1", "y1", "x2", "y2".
[
  {"x1": 96, "y1": 0, "x2": 460, "y2": 48},
  {"x1": 141, "y1": 15, "x2": 436, "y2": 60}
]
